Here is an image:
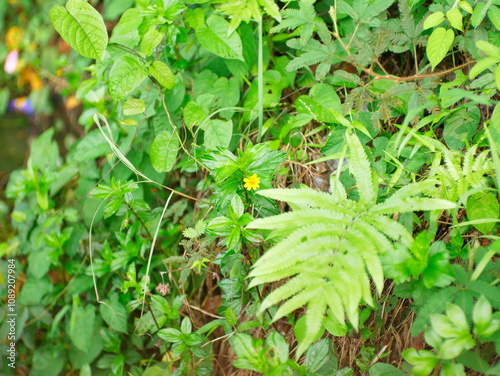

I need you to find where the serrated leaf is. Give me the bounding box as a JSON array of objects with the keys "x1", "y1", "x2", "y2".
[
  {"x1": 447, "y1": 8, "x2": 463, "y2": 30},
  {"x1": 50, "y1": 0, "x2": 108, "y2": 60},
  {"x1": 141, "y1": 28, "x2": 163, "y2": 56},
  {"x1": 426, "y1": 27, "x2": 455, "y2": 70},
  {"x1": 196, "y1": 15, "x2": 244, "y2": 61},
  {"x1": 150, "y1": 130, "x2": 179, "y2": 172},
  {"x1": 183, "y1": 227, "x2": 200, "y2": 239},
  {"x1": 123, "y1": 97, "x2": 145, "y2": 116},
  {"x1": 148, "y1": 61, "x2": 175, "y2": 90},
  {"x1": 423, "y1": 11, "x2": 445, "y2": 30},
  {"x1": 109, "y1": 56, "x2": 148, "y2": 99}
]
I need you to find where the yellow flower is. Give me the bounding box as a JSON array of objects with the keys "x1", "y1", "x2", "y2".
[{"x1": 243, "y1": 174, "x2": 260, "y2": 191}]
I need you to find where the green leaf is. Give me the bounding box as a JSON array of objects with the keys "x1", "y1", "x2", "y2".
[
  {"x1": 150, "y1": 130, "x2": 179, "y2": 172},
  {"x1": 50, "y1": 0, "x2": 108, "y2": 60},
  {"x1": 109, "y1": 56, "x2": 148, "y2": 99},
  {"x1": 477, "y1": 40, "x2": 500, "y2": 59},
  {"x1": 148, "y1": 61, "x2": 175, "y2": 90},
  {"x1": 196, "y1": 15, "x2": 244, "y2": 61},
  {"x1": 441, "y1": 363, "x2": 466, "y2": 376},
  {"x1": 204, "y1": 120, "x2": 233, "y2": 150},
  {"x1": 141, "y1": 28, "x2": 163, "y2": 56},
  {"x1": 225, "y1": 307, "x2": 238, "y2": 326},
  {"x1": 69, "y1": 303, "x2": 95, "y2": 352},
  {"x1": 123, "y1": 97, "x2": 145, "y2": 116},
  {"x1": 403, "y1": 348, "x2": 438, "y2": 376},
  {"x1": 181, "y1": 317, "x2": 192, "y2": 334},
  {"x1": 443, "y1": 107, "x2": 479, "y2": 150},
  {"x1": 100, "y1": 295, "x2": 128, "y2": 333},
  {"x1": 469, "y1": 57, "x2": 498, "y2": 79},
  {"x1": 158, "y1": 328, "x2": 182, "y2": 342},
  {"x1": 426, "y1": 27, "x2": 454, "y2": 70},
  {"x1": 423, "y1": 12, "x2": 445, "y2": 29},
  {"x1": 466, "y1": 191, "x2": 499, "y2": 233},
  {"x1": 489, "y1": 5, "x2": 500, "y2": 29},
  {"x1": 368, "y1": 363, "x2": 406, "y2": 375},
  {"x1": 471, "y1": 0, "x2": 492, "y2": 28},
  {"x1": 438, "y1": 336, "x2": 475, "y2": 359},
  {"x1": 459, "y1": 1, "x2": 473, "y2": 14},
  {"x1": 472, "y1": 295, "x2": 497, "y2": 336},
  {"x1": 447, "y1": 8, "x2": 463, "y2": 30}
]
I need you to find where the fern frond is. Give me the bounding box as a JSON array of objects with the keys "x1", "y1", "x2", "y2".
[
  {"x1": 257, "y1": 188, "x2": 352, "y2": 213},
  {"x1": 346, "y1": 129, "x2": 376, "y2": 204},
  {"x1": 297, "y1": 299, "x2": 328, "y2": 357},
  {"x1": 272, "y1": 282, "x2": 326, "y2": 321},
  {"x1": 248, "y1": 209, "x2": 350, "y2": 230},
  {"x1": 370, "y1": 197, "x2": 456, "y2": 215},
  {"x1": 248, "y1": 130, "x2": 456, "y2": 357},
  {"x1": 364, "y1": 215, "x2": 413, "y2": 247}
]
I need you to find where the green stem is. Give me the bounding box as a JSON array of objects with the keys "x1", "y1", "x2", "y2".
[{"x1": 257, "y1": 17, "x2": 264, "y2": 142}]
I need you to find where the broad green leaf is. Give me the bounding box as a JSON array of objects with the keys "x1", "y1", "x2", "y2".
[
  {"x1": 423, "y1": 12, "x2": 445, "y2": 29},
  {"x1": 426, "y1": 27, "x2": 454, "y2": 70},
  {"x1": 438, "y1": 336, "x2": 475, "y2": 359},
  {"x1": 109, "y1": 8, "x2": 141, "y2": 47},
  {"x1": 148, "y1": 61, "x2": 175, "y2": 90},
  {"x1": 100, "y1": 295, "x2": 128, "y2": 333},
  {"x1": 109, "y1": 56, "x2": 148, "y2": 99},
  {"x1": 204, "y1": 120, "x2": 233, "y2": 150},
  {"x1": 466, "y1": 191, "x2": 499, "y2": 233},
  {"x1": 69, "y1": 304, "x2": 95, "y2": 352},
  {"x1": 141, "y1": 28, "x2": 163, "y2": 56},
  {"x1": 489, "y1": 5, "x2": 500, "y2": 29},
  {"x1": 195, "y1": 15, "x2": 244, "y2": 61},
  {"x1": 150, "y1": 130, "x2": 179, "y2": 172},
  {"x1": 50, "y1": 0, "x2": 108, "y2": 60},
  {"x1": 123, "y1": 97, "x2": 145, "y2": 115},
  {"x1": 183, "y1": 101, "x2": 208, "y2": 129},
  {"x1": 447, "y1": 8, "x2": 463, "y2": 30}
]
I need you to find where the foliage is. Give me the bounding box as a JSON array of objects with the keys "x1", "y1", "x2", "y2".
[{"x1": 1, "y1": 0, "x2": 500, "y2": 374}]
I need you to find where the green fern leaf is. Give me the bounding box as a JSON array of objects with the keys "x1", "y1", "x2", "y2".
[
  {"x1": 466, "y1": 281, "x2": 500, "y2": 309},
  {"x1": 297, "y1": 299, "x2": 328, "y2": 357},
  {"x1": 257, "y1": 188, "x2": 352, "y2": 212},
  {"x1": 346, "y1": 129, "x2": 376, "y2": 204},
  {"x1": 248, "y1": 130, "x2": 456, "y2": 357},
  {"x1": 364, "y1": 215, "x2": 413, "y2": 247},
  {"x1": 370, "y1": 197, "x2": 456, "y2": 215},
  {"x1": 50, "y1": 0, "x2": 108, "y2": 60},
  {"x1": 270, "y1": 1, "x2": 316, "y2": 46}
]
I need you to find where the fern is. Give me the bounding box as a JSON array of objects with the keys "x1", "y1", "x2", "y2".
[{"x1": 248, "y1": 129, "x2": 456, "y2": 357}]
